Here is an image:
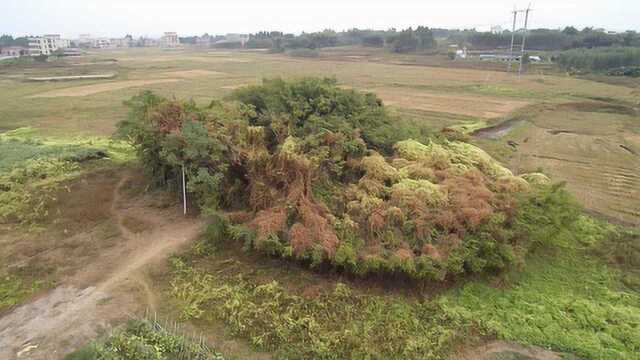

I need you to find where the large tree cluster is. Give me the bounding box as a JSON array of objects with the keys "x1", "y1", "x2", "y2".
[{"x1": 119, "y1": 78, "x2": 578, "y2": 280}]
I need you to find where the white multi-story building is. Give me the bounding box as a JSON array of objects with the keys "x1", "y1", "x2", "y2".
[
  {"x1": 161, "y1": 32, "x2": 180, "y2": 47},
  {"x1": 28, "y1": 34, "x2": 70, "y2": 56}
]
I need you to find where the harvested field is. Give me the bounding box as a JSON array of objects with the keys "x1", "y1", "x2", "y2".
[
  {"x1": 502, "y1": 109, "x2": 640, "y2": 225},
  {"x1": 118, "y1": 55, "x2": 251, "y2": 63},
  {"x1": 374, "y1": 87, "x2": 530, "y2": 118},
  {"x1": 27, "y1": 79, "x2": 181, "y2": 98}
]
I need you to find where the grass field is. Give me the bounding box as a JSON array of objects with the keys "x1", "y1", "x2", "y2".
[{"x1": 1, "y1": 46, "x2": 639, "y2": 359}]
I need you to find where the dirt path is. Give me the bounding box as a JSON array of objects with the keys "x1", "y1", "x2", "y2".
[{"x1": 0, "y1": 174, "x2": 202, "y2": 359}]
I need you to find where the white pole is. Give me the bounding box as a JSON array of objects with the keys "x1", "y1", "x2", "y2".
[{"x1": 182, "y1": 165, "x2": 187, "y2": 215}]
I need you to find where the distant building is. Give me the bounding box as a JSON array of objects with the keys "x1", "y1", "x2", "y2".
[
  {"x1": 161, "y1": 32, "x2": 180, "y2": 47},
  {"x1": 28, "y1": 34, "x2": 70, "y2": 56},
  {"x1": 93, "y1": 38, "x2": 112, "y2": 48},
  {"x1": 112, "y1": 35, "x2": 133, "y2": 48}
]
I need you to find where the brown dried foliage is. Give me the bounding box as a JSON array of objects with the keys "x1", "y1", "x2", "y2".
[{"x1": 250, "y1": 206, "x2": 288, "y2": 244}]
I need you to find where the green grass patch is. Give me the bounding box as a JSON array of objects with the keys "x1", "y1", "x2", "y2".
[
  {"x1": 0, "y1": 127, "x2": 133, "y2": 227},
  {"x1": 167, "y1": 215, "x2": 639, "y2": 359},
  {"x1": 447, "y1": 119, "x2": 488, "y2": 134},
  {"x1": 463, "y1": 84, "x2": 551, "y2": 100},
  {"x1": 169, "y1": 256, "x2": 474, "y2": 359},
  {"x1": 0, "y1": 275, "x2": 43, "y2": 313},
  {"x1": 65, "y1": 319, "x2": 224, "y2": 360},
  {"x1": 439, "y1": 245, "x2": 640, "y2": 359}
]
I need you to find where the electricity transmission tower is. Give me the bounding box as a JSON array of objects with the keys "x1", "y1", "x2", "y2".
[{"x1": 507, "y1": 3, "x2": 533, "y2": 76}]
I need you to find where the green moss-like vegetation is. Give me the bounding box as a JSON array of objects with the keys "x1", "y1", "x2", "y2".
[
  {"x1": 65, "y1": 319, "x2": 224, "y2": 360},
  {"x1": 440, "y1": 246, "x2": 640, "y2": 359}
]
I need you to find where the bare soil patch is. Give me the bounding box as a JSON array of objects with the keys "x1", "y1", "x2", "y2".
[
  {"x1": 0, "y1": 170, "x2": 202, "y2": 359},
  {"x1": 28, "y1": 79, "x2": 181, "y2": 98},
  {"x1": 455, "y1": 341, "x2": 561, "y2": 360}
]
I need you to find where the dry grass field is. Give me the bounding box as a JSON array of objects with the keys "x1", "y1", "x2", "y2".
[{"x1": 1, "y1": 46, "x2": 638, "y2": 224}]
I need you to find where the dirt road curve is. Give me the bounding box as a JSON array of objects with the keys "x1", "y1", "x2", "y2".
[{"x1": 0, "y1": 175, "x2": 202, "y2": 359}]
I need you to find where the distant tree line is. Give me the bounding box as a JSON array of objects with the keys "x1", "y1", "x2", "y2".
[
  {"x1": 0, "y1": 35, "x2": 29, "y2": 48},
  {"x1": 554, "y1": 47, "x2": 640, "y2": 73},
  {"x1": 242, "y1": 27, "x2": 437, "y2": 53},
  {"x1": 240, "y1": 26, "x2": 639, "y2": 53},
  {"x1": 446, "y1": 27, "x2": 640, "y2": 50}
]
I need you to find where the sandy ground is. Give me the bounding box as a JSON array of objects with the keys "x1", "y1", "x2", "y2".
[
  {"x1": 28, "y1": 79, "x2": 181, "y2": 98},
  {"x1": 454, "y1": 340, "x2": 561, "y2": 360},
  {"x1": 0, "y1": 174, "x2": 202, "y2": 359}
]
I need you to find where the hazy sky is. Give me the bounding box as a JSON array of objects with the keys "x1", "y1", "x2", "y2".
[{"x1": 4, "y1": 0, "x2": 639, "y2": 38}]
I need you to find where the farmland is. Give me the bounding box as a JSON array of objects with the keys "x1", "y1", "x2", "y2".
[
  {"x1": 1, "y1": 46, "x2": 638, "y2": 224},
  {"x1": 0, "y1": 46, "x2": 639, "y2": 359}
]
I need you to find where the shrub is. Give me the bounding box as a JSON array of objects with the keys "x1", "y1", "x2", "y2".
[{"x1": 121, "y1": 79, "x2": 583, "y2": 281}]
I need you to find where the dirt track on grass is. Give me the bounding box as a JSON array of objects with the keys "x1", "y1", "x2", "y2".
[
  {"x1": 28, "y1": 79, "x2": 181, "y2": 98},
  {"x1": 0, "y1": 174, "x2": 202, "y2": 359}
]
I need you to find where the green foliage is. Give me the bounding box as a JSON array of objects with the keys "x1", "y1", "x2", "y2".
[
  {"x1": 451, "y1": 27, "x2": 638, "y2": 51},
  {"x1": 555, "y1": 47, "x2": 640, "y2": 72},
  {"x1": 386, "y1": 27, "x2": 436, "y2": 53},
  {"x1": 512, "y1": 183, "x2": 582, "y2": 249},
  {"x1": 440, "y1": 246, "x2": 640, "y2": 359},
  {"x1": 65, "y1": 319, "x2": 224, "y2": 360},
  {"x1": 169, "y1": 257, "x2": 470, "y2": 359},
  {"x1": 117, "y1": 91, "x2": 230, "y2": 211},
  {"x1": 594, "y1": 227, "x2": 640, "y2": 290}
]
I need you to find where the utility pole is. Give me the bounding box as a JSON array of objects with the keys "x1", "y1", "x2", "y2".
[
  {"x1": 506, "y1": 3, "x2": 533, "y2": 76},
  {"x1": 182, "y1": 165, "x2": 187, "y2": 215},
  {"x1": 508, "y1": 7, "x2": 518, "y2": 72},
  {"x1": 518, "y1": 4, "x2": 532, "y2": 76}
]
